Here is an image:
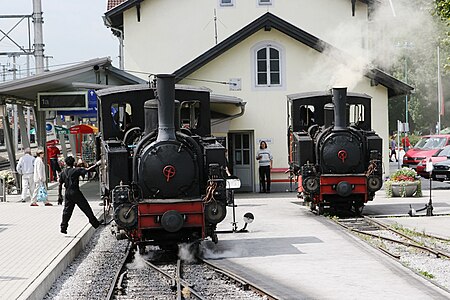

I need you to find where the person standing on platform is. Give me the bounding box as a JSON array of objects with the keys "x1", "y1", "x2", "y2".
[
  {"x1": 16, "y1": 148, "x2": 35, "y2": 202},
  {"x1": 47, "y1": 144, "x2": 61, "y2": 182},
  {"x1": 256, "y1": 140, "x2": 273, "y2": 193},
  {"x1": 402, "y1": 135, "x2": 411, "y2": 153},
  {"x1": 30, "y1": 148, "x2": 53, "y2": 206},
  {"x1": 58, "y1": 156, "x2": 100, "y2": 234}
]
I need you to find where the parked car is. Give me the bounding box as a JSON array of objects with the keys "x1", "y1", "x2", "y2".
[
  {"x1": 416, "y1": 145, "x2": 450, "y2": 177},
  {"x1": 402, "y1": 134, "x2": 450, "y2": 170},
  {"x1": 432, "y1": 158, "x2": 450, "y2": 181}
]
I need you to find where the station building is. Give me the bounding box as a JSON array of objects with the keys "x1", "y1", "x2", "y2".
[{"x1": 104, "y1": 0, "x2": 412, "y2": 192}]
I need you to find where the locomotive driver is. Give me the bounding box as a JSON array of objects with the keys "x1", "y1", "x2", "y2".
[{"x1": 58, "y1": 156, "x2": 101, "y2": 234}]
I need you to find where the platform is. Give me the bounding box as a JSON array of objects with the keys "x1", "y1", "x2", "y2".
[
  {"x1": 1, "y1": 177, "x2": 450, "y2": 300},
  {"x1": 0, "y1": 180, "x2": 104, "y2": 300}
]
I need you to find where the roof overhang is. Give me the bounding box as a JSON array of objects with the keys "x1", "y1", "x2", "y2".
[{"x1": 104, "y1": 0, "x2": 379, "y2": 30}]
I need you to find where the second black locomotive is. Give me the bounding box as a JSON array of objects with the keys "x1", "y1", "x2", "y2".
[{"x1": 288, "y1": 87, "x2": 383, "y2": 215}]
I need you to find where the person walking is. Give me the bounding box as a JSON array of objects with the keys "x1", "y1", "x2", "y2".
[
  {"x1": 256, "y1": 140, "x2": 273, "y2": 193},
  {"x1": 30, "y1": 148, "x2": 53, "y2": 206},
  {"x1": 390, "y1": 136, "x2": 397, "y2": 162},
  {"x1": 58, "y1": 156, "x2": 100, "y2": 234},
  {"x1": 16, "y1": 148, "x2": 35, "y2": 202}
]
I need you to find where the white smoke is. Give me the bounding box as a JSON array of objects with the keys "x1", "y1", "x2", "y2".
[
  {"x1": 199, "y1": 242, "x2": 247, "y2": 259},
  {"x1": 304, "y1": 0, "x2": 438, "y2": 90}
]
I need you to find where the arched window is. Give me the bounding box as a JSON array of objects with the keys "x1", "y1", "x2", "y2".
[{"x1": 255, "y1": 44, "x2": 282, "y2": 87}]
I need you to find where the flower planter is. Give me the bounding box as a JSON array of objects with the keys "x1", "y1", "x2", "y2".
[
  {"x1": 390, "y1": 182, "x2": 418, "y2": 197},
  {"x1": 385, "y1": 168, "x2": 422, "y2": 198}
]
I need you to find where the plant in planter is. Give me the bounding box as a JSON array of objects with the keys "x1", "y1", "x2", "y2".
[
  {"x1": 0, "y1": 170, "x2": 17, "y2": 194},
  {"x1": 385, "y1": 167, "x2": 422, "y2": 198}
]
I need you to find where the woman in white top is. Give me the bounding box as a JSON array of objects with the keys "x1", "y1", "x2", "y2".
[{"x1": 256, "y1": 141, "x2": 273, "y2": 193}]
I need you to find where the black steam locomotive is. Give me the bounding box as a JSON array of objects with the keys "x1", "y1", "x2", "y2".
[
  {"x1": 96, "y1": 74, "x2": 228, "y2": 251},
  {"x1": 288, "y1": 87, "x2": 383, "y2": 215}
]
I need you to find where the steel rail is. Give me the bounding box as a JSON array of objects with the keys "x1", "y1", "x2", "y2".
[
  {"x1": 200, "y1": 258, "x2": 280, "y2": 300},
  {"x1": 335, "y1": 218, "x2": 450, "y2": 259},
  {"x1": 142, "y1": 259, "x2": 208, "y2": 300},
  {"x1": 106, "y1": 242, "x2": 132, "y2": 300}
]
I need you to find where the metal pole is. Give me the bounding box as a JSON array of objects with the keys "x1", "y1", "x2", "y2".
[
  {"x1": 437, "y1": 45, "x2": 441, "y2": 134},
  {"x1": 405, "y1": 57, "x2": 408, "y2": 130},
  {"x1": 427, "y1": 175, "x2": 433, "y2": 216},
  {"x1": 33, "y1": 0, "x2": 48, "y2": 183}
]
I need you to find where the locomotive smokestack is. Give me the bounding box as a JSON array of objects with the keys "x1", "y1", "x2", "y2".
[
  {"x1": 156, "y1": 74, "x2": 176, "y2": 141},
  {"x1": 332, "y1": 87, "x2": 347, "y2": 130}
]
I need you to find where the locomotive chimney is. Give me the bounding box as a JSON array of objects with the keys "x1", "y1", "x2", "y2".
[
  {"x1": 332, "y1": 87, "x2": 347, "y2": 130},
  {"x1": 156, "y1": 74, "x2": 176, "y2": 141}
]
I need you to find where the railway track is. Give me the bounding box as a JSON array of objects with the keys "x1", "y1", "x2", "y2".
[
  {"x1": 333, "y1": 215, "x2": 450, "y2": 292},
  {"x1": 109, "y1": 246, "x2": 278, "y2": 300}
]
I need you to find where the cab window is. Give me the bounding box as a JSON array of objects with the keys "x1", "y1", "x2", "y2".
[{"x1": 111, "y1": 102, "x2": 132, "y2": 132}]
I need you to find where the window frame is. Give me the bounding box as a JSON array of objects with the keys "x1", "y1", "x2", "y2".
[
  {"x1": 219, "y1": 0, "x2": 234, "y2": 7},
  {"x1": 251, "y1": 41, "x2": 285, "y2": 90},
  {"x1": 258, "y1": 0, "x2": 272, "y2": 5}
]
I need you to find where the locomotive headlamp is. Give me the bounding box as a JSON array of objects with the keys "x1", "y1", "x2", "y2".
[
  {"x1": 367, "y1": 176, "x2": 382, "y2": 192},
  {"x1": 336, "y1": 181, "x2": 352, "y2": 197},
  {"x1": 161, "y1": 210, "x2": 184, "y2": 233},
  {"x1": 114, "y1": 203, "x2": 138, "y2": 229}
]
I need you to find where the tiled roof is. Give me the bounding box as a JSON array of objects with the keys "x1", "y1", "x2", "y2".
[{"x1": 107, "y1": 0, "x2": 127, "y2": 11}]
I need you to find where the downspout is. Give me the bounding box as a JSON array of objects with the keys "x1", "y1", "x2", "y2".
[
  {"x1": 211, "y1": 102, "x2": 246, "y2": 126},
  {"x1": 102, "y1": 16, "x2": 124, "y2": 70}
]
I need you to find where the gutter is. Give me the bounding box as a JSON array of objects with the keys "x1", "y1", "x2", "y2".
[{"x1": 211, "y1": 102, "x2": 246, "y2": 126}]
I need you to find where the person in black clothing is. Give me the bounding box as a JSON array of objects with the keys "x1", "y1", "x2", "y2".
[{"x1": 58, "y1": 156, "x2": 100, "y2": 234}]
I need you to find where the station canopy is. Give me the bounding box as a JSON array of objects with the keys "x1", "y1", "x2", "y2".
[{"x1": 0, "y1": 57, "x2": 146, "y2": 106}]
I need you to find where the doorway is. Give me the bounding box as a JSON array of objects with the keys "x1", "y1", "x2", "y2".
[{"x1": 228, "y1": 132, "x2": 254, "y2": 192}]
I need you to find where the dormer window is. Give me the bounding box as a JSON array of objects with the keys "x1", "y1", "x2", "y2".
[
  {"x1": 258, "y1": 0, "x2": 272, "y2": 5},
  {"x1": 220, "y1": 0, "x2": 234, "y2": 6}
]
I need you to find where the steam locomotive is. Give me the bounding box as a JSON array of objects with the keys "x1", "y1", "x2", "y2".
[
  {"x1": 96, "y1": 74, "x2": 229, "y2": 252},
  {"x1": 288, "y1": 87, "x2": 383, "y2": 215}
]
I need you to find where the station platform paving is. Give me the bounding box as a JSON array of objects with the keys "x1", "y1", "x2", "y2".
[
  {"x1": 1, "y1": 176, "x2": 449, "y2": 300},
  {"x1": 0, "y1": 180, "x2": 104, "y2": 300}
]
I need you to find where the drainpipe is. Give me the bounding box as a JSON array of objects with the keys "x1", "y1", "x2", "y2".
[{"x1": 102, "y1": 16, "x2": 124, "y2": 70}]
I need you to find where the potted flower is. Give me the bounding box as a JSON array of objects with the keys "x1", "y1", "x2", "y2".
[
  {"x1": 385, "y1": 167, "x2": 422, "y2": 197},
  {"x1": 0, "y1": 170, "x2": 17, "y2": 194}
]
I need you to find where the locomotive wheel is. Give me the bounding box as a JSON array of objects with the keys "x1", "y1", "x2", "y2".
[{"x1": 138, "y1": 244, "x2": 146, "y2": 255}]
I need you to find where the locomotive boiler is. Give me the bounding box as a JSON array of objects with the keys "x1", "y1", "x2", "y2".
[
  {"x1": 288, "y1": 87, "x2": 383, "y2": 215},
  {"x1": 96, "y1": 74, "x2": 229, "y2": 252}
]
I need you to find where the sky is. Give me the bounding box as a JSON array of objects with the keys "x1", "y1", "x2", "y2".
[{"x1": 0, "y1": 0, "x2": 118, "y2": 80}]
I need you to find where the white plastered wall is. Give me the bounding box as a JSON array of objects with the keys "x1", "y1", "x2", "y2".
[{"x1": 177, "y1": 28, "x2": 390, "y2": 189}]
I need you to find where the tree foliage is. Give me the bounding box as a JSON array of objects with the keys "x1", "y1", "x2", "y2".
[{"x1": 388, "y1": 0, "x2": 450, "y2": 135}]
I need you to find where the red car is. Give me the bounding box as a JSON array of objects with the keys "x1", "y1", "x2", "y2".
[
  {"x1": 403, "y1": 135, "x2": 450, "y2": 171},
  {"x1": 416, "y1": 145, "x2": 450, "y2": 177}
]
